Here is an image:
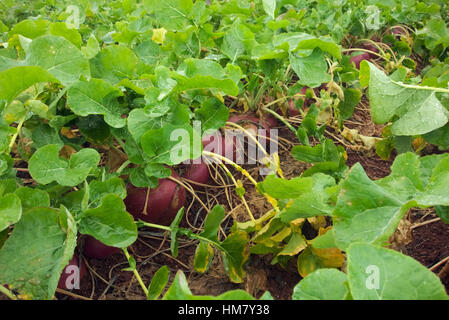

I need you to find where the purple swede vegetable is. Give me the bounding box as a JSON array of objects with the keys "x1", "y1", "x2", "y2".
[
  {"x1": 83, "y1": 235, "x2": 120, "y2": 259},
  {"x1": 124, "y1": 170, "x2": 186, "y2": 226}
]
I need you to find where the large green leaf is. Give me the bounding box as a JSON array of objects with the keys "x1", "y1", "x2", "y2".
[
  {"x1": 144, "y1": 0, "x2": 193, "y2": 31},
  {"x1": 347, "y1": 243, "x2": 449, "y2": 300},
  {"x1": 25, "y1": 35, "x2": 89, "y2": 86},
  {"x1": 0, "y1": 193, "x2": 22, "y2": 232},
  {"x1": 0, "y1": 66, "x2": 58, "y2": 103},
  {"x1": 14, "y1": 187, "x2": 50, "y2": 213},
  {"x1": 332, "y1": 164, "x2": 407, "y2": 250},
  {"x1": 90, "y1": 45, "x2": 138, "y2": 84},
  {"x1": 0, "y1": 207, "x2": 77, "y2": 300},
  {"x1": 28, "y1": 144, "x2": 100, "y2": 187},
  {"x1": 78, "y1": 194, "x2": 137, "y2": 248},
  {"x1": 361, "y1": 61, "x2": 449, "y2": 136},
  {"x1": 67, "y1": 78, "x2": 126, "y2": 128},
  {"x1": 141, "y1": 123, "x2": 202, "y2": 165},
  {"x1": 194, "y1": 97, "x2": 230, "y2": 134},
  {"x1": 290, "y1": 48, "x2": 332, "y2": 88},
  {"x1": 292, "y1": 269, "x2": 348, "y2": 300}
]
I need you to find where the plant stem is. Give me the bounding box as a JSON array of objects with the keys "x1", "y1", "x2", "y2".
[
  {"x1": 122, "y1": 248, "x2": 149, "y2": 297},
  {"x1": 48, "y1": 88, "x2": 68, "y2": 113},
  {"x1": 8, "y1": 116, "x2": 26, "y2": 153},
  {"x1": 0, "y1": 285, "x2": 17, "y2": 300},
  {"x1": 261, "y1": 107, "x2": 297, "y2": 134},
  {"x1": 391, "y1": 80, "x2": 449, "y2": 94},
  {"x1": 115, "y1": 160, "x2": 131, "y2": 175}
]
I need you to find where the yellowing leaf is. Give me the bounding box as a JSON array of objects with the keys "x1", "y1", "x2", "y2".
[{"x1": 152, "y1": 28, "x2": 167, "y2": 44}]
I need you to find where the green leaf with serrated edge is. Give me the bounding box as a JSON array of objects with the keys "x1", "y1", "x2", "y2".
[
  {"x1": 90, "y1": 45, "x2": 138, "y2": 84},
  {"x1": 147, "y1": 265, "x2": 170, "y2": 300},
  {"x1": 347, "y1": 243, "x2": 449, "y2": 300},
  {"x1": 220, "y1": 231, "x2": 250, "y2": 283},
  {"x1": 67, "y1": 78, "x2": 125, "y2": 128},
  {"x1": 162, "y1": 270, "x2": 254, "y2": 300},
  {"x1": 0, "y1": 193, "x2": 21, "y2": 232},
  {"x1": 362, "y1": 61, "x2": 449, "y2": 136},
  {"x1": 25, "y1": 35, "x2": 89, "y2": 86},
  {"x1": 332, "y1": 164, "x2": 407, "y2": 250},
  {"x1": 194, "y1": 242, "x2": 214, "y2": 273},
  {"x1": 28, "y1": 144, "x2": 100, "y2": 187},
  {"x1": 14, "y1": 187, "x2": 50, "y2": 213},
  {"x1": 78, "y1": 194, "x2": 137, "y2": 248},
  {"x1": 0, "y1": 66, "x2": 58, "y2": 103},
  {"x1": 170, "y1": 208, "x2": 185, "y2": 259},
  {"x1": 141, "y1": 123, "x2": 202, "y2": 165},
  {"x1": 262, "y1": 0, "x2": 276, "y2": 19},
  {"x1": 194, "y1": 97, "x2": 229, "y2": 134},
  {"x1": 88, "y1": 177, "x2": 127, "y2": 207},
  {"x1": 290, "y1": 48, "x2": 332, "y2": 88},
  {"x1": 0, "y1": 207, "x2": 76, "y2": 300},
  {"x1": 292, "y1": 269, "x2": 348, "y2": 300}
]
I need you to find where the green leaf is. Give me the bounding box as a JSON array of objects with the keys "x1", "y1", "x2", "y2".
[
  {"x1": 147, "y1": 265, "x2": 170, "y2": 300},
  {"x1": 0, "y1": 193, "x2": 22, "y2": 232},
  {"x1": 339, "y1": 88, "x2": 362, "y2": 120},
  {"x1": 332, "y1": 164, "x2": 407, "y2": 250},
  {"x1": 67, "y1": 78, "x2": 126, "y2": 128},
  {"x1": 76, "y1": 115, "x2": 111, "y2": 143},
  {"x1": 0, "y1": 66, "x2": 58, "y2": 103},
  {"x1": 292, "y1": 269, "x2": 348, "y2": 300},
  {"x1": 220, "y1": 231, "x2": 250, "y2": 283},
  {"x1": 194, "y1": 97, "x2": 230, "y2": 134},
  {"x1": 78, "y1": 194, "x2": 137, "y2": 248},
  {"x1": 141, "y1": 123, "x2": 202, "y2": 165},
  {"x1": 436, "y1": 206, "x2": 449, "y2": 224},
  {"x1": 81, "y1": 35, "x2": 100, "y2": 59},
  {"x1": 28, "y1": 144, "x2": 100, "y2": 187},
  {"x1": 194, "y1": 242, "x2": 214, "y2": 273},
  {"x1": 173, "y1": 59, "x2": 239, "y2": 95},
  {"x1": 144, "y1": 164, "x2": 172, "y2": 179},
  {"x1": 199, "y1": 205, "x2": 225, "y2": 242},
  {"x1": 25, "y1": 35, "x2": 89, "y2": 86},
  {"x1": 14, "y1": 187, "x2": 50, "y2": 213},
  {"x1": 135, "y1": 40, "x2": 160, "y2": 65},
  {"x1": 127, "y1": 103, "x2": 190, "y2": 144},
  {"x1": 290, "y1": 48, "x2": 332, "y2": 88},
  {"x1": 163, "y1": 270, "x2": 254, "y2": 300},
  {"x1": 170, "y1": 208, "x2": 185, "y2": 258},
  {"x1": 88, "y1": 177, "x2": 127, "y2": 207},
  {"x1": 362, "y1": 61, "x2": 449, "y2": 136},
  {"x1": 144, "y1": 0, "x2": 193, "y2": 31},
  {"x1": 347, "y1": 243, "x2": 449, "y2": 300},
  {"x1": 275, "y1": 32, "x2": 341, "y2": 59},
  {"x1": 221, "y1": 23, "x2": 256, "y2": 62},
  {"x1": 0, "y1": 207, "x2": 77, "y2": 300},
  {"x1": 90, "y1": 45, "x2": 138, "y2": 84},
  {"x1": 262, "y1": 0, "x2": 276, "y2": 19}
]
